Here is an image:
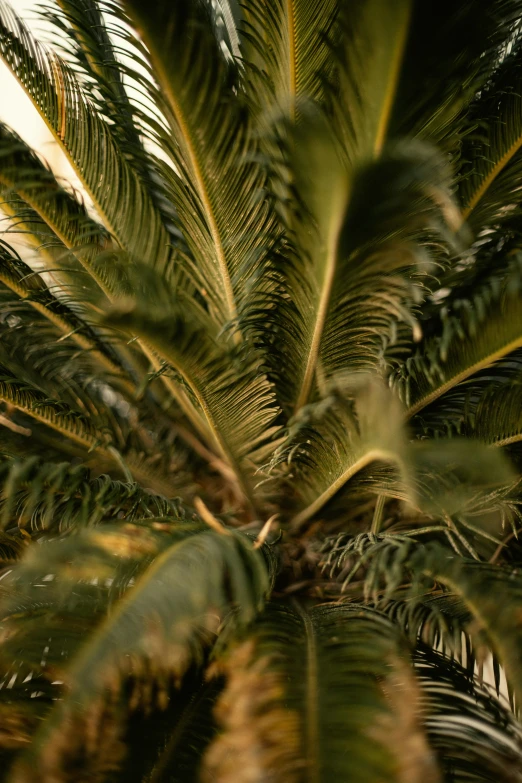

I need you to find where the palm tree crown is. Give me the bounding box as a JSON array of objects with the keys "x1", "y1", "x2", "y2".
[{"x1": 1, "y1": 0, "x2": 522, "y2": 780}]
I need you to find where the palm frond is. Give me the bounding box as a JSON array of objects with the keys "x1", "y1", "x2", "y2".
[
  {"x1": 42, "y1": 0, "x2": 184, "y2": 244},
  {"x1": 121, "y1": 0, "x2": 279, "y2": 329},
  {"x1": 264, "y1": 120, "x2": 457, "y2": 413},
  {"x1": 332, "y1": 0, "x2": 411, "y2": 161},
  {"x1": 277, "y1": 377, "x2": 407, "y2": 528},
  {"x1": 1, "y1": 520, "x2": 273, "y2": 782},
  {"x1": 0, "y1": 240, "x2": 132, "y2": 391},
  {"x1": 415, "y1": 648, "x2": 522, "y2": 783},
  {"x1": 106, "y1": 294, "x2": 281, "y2": 513},
  {"x1": 0, "y1": 457, "x2": 188, "y2": 534},
  {"x1": 239, "y1": 0, "x2": 339, "y2": 119},
  {"x1": 459, "y1": 45, "x2": 522, "y2": 233},
  {"x1": 204, "y1": 601, "x2": 440, "y2": 783},
  {"x1": 0, "y1": 1, "x2": 173, "y2": 275},
  {"x1": 393, "y1": 257, "x2": 522, "y2": 417},
  {"x1": 327, "y1": 535, "x2": 522, "y2": 707}
]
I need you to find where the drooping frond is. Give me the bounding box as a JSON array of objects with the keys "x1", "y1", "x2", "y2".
[
  {"x1": 122, "y1": 0, "x2": 279, "y2": 329},
  {"x1": 0, "y1": 457, "x2": 188, "y2": 534},
  {"x1": 0, "y1": 1, "x2": 173, "y2": 274},
  {"x1": 205, "y1": 601, "x2": 440, "y2": 783},
  {"x1": 332, "y1": 0, "x2": 412, "y2": 161},
  {"x1": 0, "y1": 240, "x2": 130, "y2": 390},
  {"x1": 42, "y1": 0, "x2": 183, "y2": 243},
  {"x1": 1, "y1": 520, "x2": 273, "y2": 782},
  {"x1": 0, "y1": 123, "x2": 110, "y2": 301},
  {"x1": 327, "y1": 536, "x2": 522, "y2": 706}
]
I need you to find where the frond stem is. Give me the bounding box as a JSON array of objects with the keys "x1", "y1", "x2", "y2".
[{"x1": 291, "y1": 448, "x2": 396, "y2": 529}]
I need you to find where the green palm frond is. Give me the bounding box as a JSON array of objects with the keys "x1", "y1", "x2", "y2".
[
  {"x1": 43, "y1": 0, "x2": 184, "y2": 244},
  {"x1": 2, "y1": 2, "x2": 522, "y2": 779},
  {"x1": 459, "y1": 45, "x2": 522, "y2": 234},
  {"x1": 0, "y1": 240, "x2": 130, "y2": 388},
  {"x1": 121, "y1": 0, "x2": 279, "y2": 329},
  {"x1": 416, "y1": 648, "x2": 522, "y2": 782},
  {"x1": 0, "y1": 457, "x2": 188, "y2": 534},
  {"x1": 1, "y1": 520, "x2": 273, "y2": 782},
  {"x1": 277, "y1": 377, "x2": 407, "y2": 528},
  {"x1": 106, "y1": 295, "x2": 281, "y2": 512},
  {"x1": 332, "y1": 0, "x2": 411, "y2": 161},
  {"x1": 264, "y1": 120, "x2": 457, "y2": 413},
  {"x1": 205, "y1": 601, "x2": 440, "y2": 783},
  {"x1": 327, "y1": 536, "x2": 522, "y2": 706},
  {"x1": 239, "y1": 0, "x2": 339, "y2": 118},
  {"x1": 392, "y1": 258, "x2": 522, "y2": 417},
  {"x1": 0, "y1": 2, "x2": 173, "y2": 275}
]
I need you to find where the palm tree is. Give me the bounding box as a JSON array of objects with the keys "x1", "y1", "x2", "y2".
[{"x1": 2, "y1": 0, "x2": 522, "y2": 779}]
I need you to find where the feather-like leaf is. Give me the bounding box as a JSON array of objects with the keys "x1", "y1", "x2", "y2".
[
  {"x1": 239, "y1": 0, "x2": 338, "y2": 118},
  {"x1": 106, "y1": 296, "x2": 281, "y2": 511},
  {"x1": 205, "y1": 601, "x2": 441, "y2": 783},
  {"x1": 2, "y1": 521, "x2": 272, "y2": 782},
  {"x1": 122, "y1": 0, "x2": 279, "y2": 328},
  {"x1": 393, "y1": 259, "x2": 522, "y2": 417},
  {"x1": 0, "y1": 1, "x2": 173, "y2": 273}
]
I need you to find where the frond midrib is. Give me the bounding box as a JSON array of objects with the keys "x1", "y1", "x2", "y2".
[
  {"x1": 373, "y1": 0, "x2": 412, "y2": 156},
  {"x1": 461, "y1": 130, "x2": 522, "y2": 223},
  {"x1": 407, "y1": 335, "x2": 522, "y2": 418},
  {"x1": 293, "y1": 601, "x2": 320, "y2": 783},
  {"x1": 295, "y1": 214, "x2": 347, "y2": 410},
  {"x1": 142, "y1": 43, "x2": 238, "y2": 327},
  {"x1": 291, "y1": 448, "x2": 396, "y2": 528}
]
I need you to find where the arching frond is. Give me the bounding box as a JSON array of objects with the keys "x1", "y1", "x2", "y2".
[
  {"x1": 393, "y1": 259, "x2": 522, "y2": 417},
  {"x1": 122, "y1": 0, "x2": 279, "y2": 328},
  {"x1": 264, "y1": 121, "x2": 457, "y2": 413},
  {"x1": 204, "y1": 601, "x2": 440, "y2": 783},
  {"x1": 0, "y1": 2, "x2": 173, "y2": 274},
  {"x1": 0, "y1": 457, "x2": 188, "y2": 534},
  {"x1": 43, "y1": 0, "x2": 184, "y2": 244},
  {"x1": 278, "y1": 377, "x2": 407, "y2": 529},
  {"x1": 1, "y1": 521, "x2": 273, "y2": 782},
  {"x1": 106, "y1": 296, "x2": 281, "y2": 512},
  {"x1": 416, "y1": 648, "x2": 522, "y2": 782},
  {"x1": 327, "y1": 535, "x2": 522, "y2": 707},
  {"x1": 459, "y1": 45, "x2": 522, "y2": 233},
  {"x1": 332, "y1": 0, "x2": 411, "y2": 161}
]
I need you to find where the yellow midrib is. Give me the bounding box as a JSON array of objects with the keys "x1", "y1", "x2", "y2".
[
  {"x1": 406, "y1": 335, "x2": 522, "y2": 419},
  {"x1": 373, "y1": 0, "x2": 412, "y2": 157},
  {"x1": 149, "y1": 54, "x2": 238, "y2": 327},
  {"x1": 287, "y1": 0, "x2": 297, "y2": 107},
  {"x1": 292, "y1": 448, "x2": 395, "y2": 529},
  {"x1": 462, "y1": 131, "x2": 522, "y2": 223},
  {"x1": 295, "y1": 222, "x2": 344, "y2": 411}
]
